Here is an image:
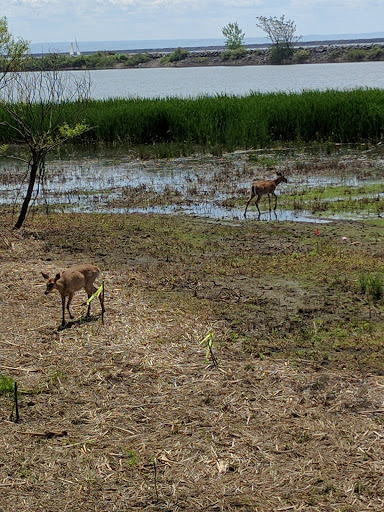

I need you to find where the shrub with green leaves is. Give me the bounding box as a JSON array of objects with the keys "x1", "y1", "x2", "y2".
[
  {"x1": 269, "y1": 44, "x2": 294, "y2": 64},
  {"x1": 346, "y1": 49, "x2": 366, "y2": 62},
  {"x1": 293, "y1": 49, "x2": 311, "y2": 64},
  {"x1": 222, "y1": 47, "x2": 247, "y2": 60},
  {"x1": 367, "y1": 46, "x2": 384, "y2": 61},
  {"x1": 127, "y1": 53, "x2": 151, "y2": 66},
  {"x1": 161, "y1": 47, "x2": 189, "y2": 64},
  {"x1": 326, "y1": 49, "x2": 342, "y2": 62}
]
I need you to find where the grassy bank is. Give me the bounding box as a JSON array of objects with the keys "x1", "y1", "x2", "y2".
[{"x1": 1, "y1": 89, "x2": 384, "y2": 156}]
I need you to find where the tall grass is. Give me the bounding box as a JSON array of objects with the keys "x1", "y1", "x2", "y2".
[{"x1": 1, "y1": 89, "x2": 384, "y2": 151}]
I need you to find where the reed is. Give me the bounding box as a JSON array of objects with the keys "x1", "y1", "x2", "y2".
[{"x1": 1, "y1": 89, "x2": 384, "y2": 152}]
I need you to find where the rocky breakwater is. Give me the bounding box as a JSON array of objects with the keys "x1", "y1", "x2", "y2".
[{"x1": 136, "y1": 42, "x2": 384, "y2": 68}]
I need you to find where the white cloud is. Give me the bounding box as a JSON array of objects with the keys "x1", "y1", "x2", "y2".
[{"x1": 3, "y1": 0, "x2": 384, "y2": 43}]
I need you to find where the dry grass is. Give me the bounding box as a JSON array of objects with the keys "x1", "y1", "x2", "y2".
[{"x1": 1, "y1": 216, "x2": 384, "y2": 511}]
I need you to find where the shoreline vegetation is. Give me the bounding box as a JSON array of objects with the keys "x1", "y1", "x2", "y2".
[
  {"x1": 25, "y1": 40, "x2": 384, "y2": 71},
  {"x1": 1, "y1": 89, "x2": 384, "y2": 156}
]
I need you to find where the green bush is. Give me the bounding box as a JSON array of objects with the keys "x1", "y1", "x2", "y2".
[
  {"x1": 367, "y1": 46, "x2": 384, "y2": 61},
  {"x1": 346, "y1": 49, "x2": 366, "y2": 62},
  {"x1": 222, "y1": 47, "x2": 247, "y2": 60},
  {"x1": 161, "y1": 47, "x2": 189, "y2": 64},
  {"x1": 293, "y1": 49, "x2": 311, "y2": 64},
  {"x1": 269, "y1": 44, "x2": 294, "y2": 64},
  {"x1": 326, "y1": 49, "x2": 342, "y2": 62},
  {"x1": 127, "y1": 53, "x2": 151, "y2": 66}
]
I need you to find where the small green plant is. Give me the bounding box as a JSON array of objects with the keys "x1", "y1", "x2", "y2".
[
  {"x1": 368, "y1": 274, "x2": 383, "y2": 302},
  {"x1": 359, "y1": 272, "x2": 383, "y2": 302},
  {"x1": 1, "y1": 376, "x2": 20, "y2": 423},
  {"x1": 0, "y1": 373, "x2": 14, "y2": 394},
  {"x1": 358, "y1": 272, "x2": 369, "y2": 294},
  {"x1": 199, "y1": 330, "x2": 218, "y2": 367},
  {"x1": 123, "y1": 449, "x2": 139, "y2": 468}
]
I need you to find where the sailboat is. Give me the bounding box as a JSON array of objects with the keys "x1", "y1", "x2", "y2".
[{"x1": 69, "y1": 39, "x2": 81, "y2": 57}]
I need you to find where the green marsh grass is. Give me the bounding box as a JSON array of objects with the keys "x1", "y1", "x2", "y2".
[
  {"x1": 283, "y1": 183, "x2": 384, "y2": 215},
  {"x1": 1, "y1": 89, "x2": 384, "y2": 154},
  {"x1": 359, "y1": 272, "x2": 384, "y2": 302},
  {"x1": 0, "y1": 373, "x2": 14, "y2": 394}
]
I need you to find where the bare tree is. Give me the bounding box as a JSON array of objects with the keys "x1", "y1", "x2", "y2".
[
  {"x1": 0, "y1": 64, "x2": 91, "y2": 229},
  {"x1": 256, "y1": 15, "x2": 301, "y2": 64}
]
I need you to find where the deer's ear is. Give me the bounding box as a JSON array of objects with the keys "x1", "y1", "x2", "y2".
[
  {"x1": 41, "y1": 272, "x2": 49, "y2": 280},
  {"x1": 54, "y1": 272, "x2": 61, "y2": 281}
]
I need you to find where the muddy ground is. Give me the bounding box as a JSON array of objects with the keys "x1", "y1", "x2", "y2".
[{"x1": 1, "y1": 150, "x2": 384, "y2": 511}]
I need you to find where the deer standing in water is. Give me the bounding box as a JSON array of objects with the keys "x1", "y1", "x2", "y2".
[
  {"x1": 42, "y1": 264, "x2": 105, "y2": 326},
  {"x1": 244, "y1": 171, "x2": 288, "y2": 218}
]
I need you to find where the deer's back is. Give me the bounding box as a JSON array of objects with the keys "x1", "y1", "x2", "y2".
[
  {"x1": 253, "y1": 179, "x2": 276, "y2": 194},
  {"x1": 59, "y1": 264, "x2": 100, "y2": 294}
]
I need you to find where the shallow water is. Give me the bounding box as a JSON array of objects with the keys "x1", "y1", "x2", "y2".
[{"x1": 1, "y1": 147, "x2": 384, "y2": 223}]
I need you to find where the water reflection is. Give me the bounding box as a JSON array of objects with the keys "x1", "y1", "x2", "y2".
[{"x1": 1, "y1": 147, "x2": 383, "y2": 224}]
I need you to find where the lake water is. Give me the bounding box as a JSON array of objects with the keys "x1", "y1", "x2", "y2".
[{"x1": 86, "y1": 61, "x2": 384, "y2": 99}]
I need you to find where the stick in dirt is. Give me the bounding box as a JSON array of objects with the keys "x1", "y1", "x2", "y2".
[{"x1": 10, "y1": 382, "x2": 19, "y2": 423}]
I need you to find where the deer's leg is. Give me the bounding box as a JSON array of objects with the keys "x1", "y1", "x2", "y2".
[
  {"x1": 272, "y1": 192, "x2": 278, "y2": 210},
  {"x1": 85, "y1": 285, "x2": 96, "y2": 317},
  {"x1": 255, "y1": 194, "x2": 262, "y2": 215},
  {"x1": 267, "y1": 193, "x2": 272, "y2": 211},
  {"x1": 99, "y1": 286, "x2": 105, "y2": 314},
  {"x1": 61, "y1": 295, "x2": 66, "y2": 326},
  {"x1": 244, "y1": 191, "x2": 255, "y2": 218},
  {"x1": 67, "y1": 293, "x2": 74, "y2": 319}
]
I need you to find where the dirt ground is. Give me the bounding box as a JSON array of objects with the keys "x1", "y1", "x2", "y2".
[{"x1": 0, "y1": 209, "x2": 384, "y2": 511}]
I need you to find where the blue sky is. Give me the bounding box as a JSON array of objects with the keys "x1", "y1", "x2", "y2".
[{"x1": 2, "y1": 0, "x2": 384, "y2": 44}]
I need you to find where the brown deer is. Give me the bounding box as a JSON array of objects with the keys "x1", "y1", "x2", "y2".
[
  {"x1": 42, "y1": 264, "x2": 105, "y2": 326},
  {"x1": 244, "y1": 171, "x2": 288, "y2": 218}
]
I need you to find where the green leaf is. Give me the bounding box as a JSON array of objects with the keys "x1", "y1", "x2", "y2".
[{"x1": 86, "y1": 282, "x2": 104, "y2": 306}]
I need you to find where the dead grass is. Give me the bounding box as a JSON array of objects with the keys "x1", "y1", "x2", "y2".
[{"x1": 1, "y1": 215, "x2": 384, "y2": 511}]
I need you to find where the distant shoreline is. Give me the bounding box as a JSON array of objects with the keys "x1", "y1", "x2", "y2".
[
  {"x1": 28, "y1": 39, "x2": 384, "y2": 71},
  {"x1": 109, "y1": 37, "x2": 384, "y2": 55},
  {"x1": 31, "y1": 37, "x2": 384, "y2": 57}
]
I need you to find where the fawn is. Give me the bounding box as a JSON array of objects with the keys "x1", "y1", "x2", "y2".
[{"x1": 42, "y1": 264, "x2": 105, "y2": 326}]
